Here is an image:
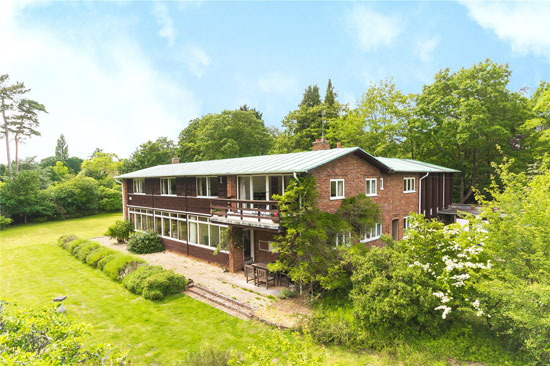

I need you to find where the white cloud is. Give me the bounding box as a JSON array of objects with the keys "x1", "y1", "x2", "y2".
[
  {"x1": 347, "y1": 6, "x2": 404, "y2": 52},
  {"x1": 415, "y1": 37, "x2": 440, "y2": 62},
  {"x1": 179, "y1": 44, "x2": 211, "y2": 78},
  {"x1": 153, "y1": 2, "x2": 176, "y2": 46},
  {"x1": 459, "y1": 0, "x2": 550, "y2": 57},
  {"x1": 258, "y1": 72, "x2": 298, "y2": 94},
  {"x1": 0, "y1": 0, "x2": 199, "y2": 161}
]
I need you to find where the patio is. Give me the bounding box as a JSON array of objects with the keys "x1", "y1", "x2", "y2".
[{"x1": 92, "y1": 237, "x2": 310, "y2": 327}]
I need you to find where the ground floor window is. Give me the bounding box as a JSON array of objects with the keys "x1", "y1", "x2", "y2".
[
  {"x1": 259, "y1": 240, "x2": 276, "y2": 252},
  {"x1": 128, "y1": 207, "x2": 228, "y2": 252},
  {"x1": 361, "y1": 223, "x2": 382, "y2": 242}
]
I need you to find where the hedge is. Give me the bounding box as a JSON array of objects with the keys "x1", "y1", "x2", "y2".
[
  {"x1": 57, "y1": 235, "x2": 187, "y2": 301},
  {"x1": 127, "y1": 231, "x2": 164, "y2": 254}
]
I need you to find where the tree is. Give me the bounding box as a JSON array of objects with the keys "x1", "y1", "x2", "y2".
[
  {"x1": 121, "y1": 137, "x2": 176, "y2": 174},
  {"x1": 324, "y1": 78, "x2": 337, "y2": 107},
  {"x1": 55, "y1": 134, "x2": 69, "y2": 161},
  {"x1": 520, "y1": 81, "x2": 550, "y2": 162},
  {"x1": 177, "y1": 110, "x2": 274, "y2": 162},
  {"x1": 239, "y1": 104, "x2": 263, "y2": 120},
  {"x1": 0, "y1": 74, "x2": 29, "y2": 173},
  {"x1": 10, "y1": 99, "x2": 46, "y2": 173},
  {"x1": 415, "y1": 59, "x2": 531, "y2": 202},
  {"x1": 274, "y1": 81, "x2": 343, "y2": 153},
  {"x1": 328, "y1": 78, "x2": 413, "y2": 157},
  {"x1": 0, "y1": 170, "x2": 55, "y2": 223},
  {"x1": 80, "y1": 151, "x2": 121, "y2": 181}
]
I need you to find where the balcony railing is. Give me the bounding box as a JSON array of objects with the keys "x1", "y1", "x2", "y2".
[{"x1": 210, "y1": 198, "x2": 280, "y2": 224}]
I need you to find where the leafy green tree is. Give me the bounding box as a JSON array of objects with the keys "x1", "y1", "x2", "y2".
[
  {"x1": 52, "y1": 161, "x2": 69, "y2": 181},
  {"x1": 80, "y1": 151, "x2": 121, "y2": 181},
  {"x1": 328, "y1": 78, "x2": 413, "y2": 157},
  {"x1": 55, "y1": 133, "x2": 69, "y2": 161},
  {"x1": 0, "y1": 170, "x2": 55, "y2": 223},
  {"x1": 239, "y1": 104, "x2": 263, "y2": 120},
  {"x1": 0, "y1": 74, "x2": 29, "y2": 173},
  {"x1": 47, "y1": 175, "x2": 102, "y2": 218},
  {"x1": 274, "y1": 81, "x2": 344, "y2": 153},
  {"x1": 64, "y1": 156, "x2": 83, "y2": 174},
  {"x1": 178, "y1": 110, "x2": 274, "y2": 162},
  {"x1": 415, "y1": 59, "x2": 531, "y2": 202},
  {"x1": 121, "y1": 137, "x2": 176, "y2": 173},
  {"x1": 10, "y1": 99, "x2": 46, "y2": 173},
  {"x1": 324, "y1": 78, "x2": 337, "y2": 107},
  {"x1": 520, "y1": 81, "x2": 550, "y2": 162}
]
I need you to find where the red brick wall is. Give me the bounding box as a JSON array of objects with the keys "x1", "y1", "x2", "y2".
[
  {"x1": 163, "y1": 237, "x2": 229, "y2": 267},
  {"x1": 253, "y1": 230, "x2": 279, "y2": 263},
  {"x1": 310, "y1": 153, "x2": 420, "y2": 241}
]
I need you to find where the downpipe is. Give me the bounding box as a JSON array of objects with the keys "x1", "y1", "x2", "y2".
[{"x1": 419, "y1": 172, "x2": 429, "y2": 215}]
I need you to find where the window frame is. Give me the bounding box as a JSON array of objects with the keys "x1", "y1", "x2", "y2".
[
  {"x1": 361, "y1": 223, "x2": 383, "y2": 243},
  {"x1": 259, "y1": 240, "x2": 277, "y2": 253},
  {"x1": 133, "y1": 178, "x2": 145, "y2": 194},
  {"x1": 330, "y1": 179, "x2": 345, "y2": 200},
  {"x1": 403, "y1": 216, "x2": 411, "y2": 230},
  {"x1": 197, "y1": 176, "x2": 220, "y2": 198},
  {"x1": 160, "y1": 177, "x2": 177, "y2": 196},
  {"x1": 403, "y1": 177, "x2": 416, "y2": 193},
  {"x1": 365, "y1": 178, "x2": 377, "y2": 197},
  {"x1": 380, "y1": 177, "x2": 384, "y2": 191}
]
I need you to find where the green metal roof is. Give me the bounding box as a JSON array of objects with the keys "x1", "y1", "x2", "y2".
[
  {"x1": 117, "y1": 147, "x2": 459, "y2": 179},
  {"x1": 374, "y1": 157, "x2": 461, "y2": 173}
]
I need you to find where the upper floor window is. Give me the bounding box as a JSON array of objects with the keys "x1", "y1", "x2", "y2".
[
  {"x1": 160, "y1": 177, "x2": 176, "y2": 195},
  {"x1": 361, "y1": 223, "x2": 382, "y2": 242},
  {"x1": 133, "y1": 178, "x2": 144, "y2": 194},
  {"x1": 365, "y1": 178, "x2": 377, "y2": 196},
  {"x1": 380, "y1": 177, "x2": 384, "y2": 190},
  {"x1": 197, "y1": 177, "x2": 219, "y2": 197},
  {"x1": 334, "y1": 231, "x2": 352, "y2": 247},
  {"x1": 330, "y1": 179, "x2": 345, "y2": 200},
  {"x1": 403, "y1": 177, "x2": 416, "y2": 193}
]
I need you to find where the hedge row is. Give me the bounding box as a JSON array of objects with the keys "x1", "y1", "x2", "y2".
[{"x1": 57, "y1": 235, "x2": 188, "y2": 300}]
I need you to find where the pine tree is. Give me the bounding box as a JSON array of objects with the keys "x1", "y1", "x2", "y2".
[
  {"x1": 324, "y1": 79, "x2": 337, "y2": 107},
  {"x1": 300, "y1": 85, "x2": 321, "y2": 108},
  {"x1": 55, "y1": 134, "x2": 69, "y2": 161}
]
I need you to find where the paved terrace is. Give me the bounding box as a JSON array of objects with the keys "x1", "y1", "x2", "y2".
[{"x1": 92, "y1": 237, "x2": 310, "y2": 328}]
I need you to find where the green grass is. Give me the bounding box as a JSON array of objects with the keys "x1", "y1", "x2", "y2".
[{"x1": 0, "y1": 213, "x2": 372, "y2": 365}]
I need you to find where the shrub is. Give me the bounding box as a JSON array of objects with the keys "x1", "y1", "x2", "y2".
[
  {"x1": 142, "y1": 270, "x2": 188, "y2": 300},
  {"x1": 86, "y1": 246, "x2": 116, "y2": 267},
  {"x1": 105, "y1": 220, "x2": 134, "y2": 243},
  {"x1": 122, "y1": 265, "x2": 164, "y2": 295},
  {"x1": 127, "y1": 231, "x2": 164, "y2": 254},
  {"x1": 102, "y1": 253, "x2": 145, "y2": 281},
  {"x1": 57, "y1": 234, "x2": 77, "y2": 248},
  {"x1": 179, "y1": 349, "x2": 231, "y2": 366},
  {"x1": 277, "y1": 288, "x2": 297, "y2": 299},
  {"x1": 99, "y1": 186, "x2": 122, "y2": 212},
  {"x1": 0, "y1": 300, "x2": 127, "y2": 365},
  {"x1": 0, "y1": 215, "x2": 13, "y2": 230},
  {"x1": 66, "y1": 238, "x2": 88, "y2": 254},
  {"x1": 97, "y1": 253, "x2": 119, "y2": 270},
  {"x1": 74, "y1": 241, "x2": 101, "y2": 262}
]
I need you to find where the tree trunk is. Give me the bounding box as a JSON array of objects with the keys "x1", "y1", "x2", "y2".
[
  {"x1": 14, "y1": 136, "x2": 19, "y2": 173},
  {"x1": 1, "y1": 95, "x2": 11, "y2": 173},
  {"x1": 460, "y1": 173, "x2": 465, "y2": 203}
]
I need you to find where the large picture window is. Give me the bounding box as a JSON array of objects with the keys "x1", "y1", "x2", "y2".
[
  {"x1": 330, "y1": 179, "x2": 345, "y2": 199},
  {"x1": 403, "y1": 177, "x2": 416, "y2": 193},
  {"x1": 160, "y1": 177, "x2": 176, "y2": 195},
  {"x1": 365, "y1": 178, "x2": 377, "y2": 196},
  {"x1": 133, "y1": 178, "x2": 144, "y2": 194},
  {"x1": 197, "y1": 177, "x2": 219, "y2": 197}
]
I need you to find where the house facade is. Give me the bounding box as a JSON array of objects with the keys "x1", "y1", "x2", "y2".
[{"x1": 117, "y1": 141, "x2": 458, "y2": 273}]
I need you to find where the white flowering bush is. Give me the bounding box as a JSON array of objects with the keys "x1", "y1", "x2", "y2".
[{"x1": 405, "y1": 214, "x2": 491, "y2": 320}]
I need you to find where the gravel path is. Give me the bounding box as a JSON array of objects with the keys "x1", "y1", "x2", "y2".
[{"x1": 92, "y1": 237, "x2": 311, "y2": 328}]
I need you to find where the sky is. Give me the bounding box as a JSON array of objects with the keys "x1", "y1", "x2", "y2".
[{"x1": 1, "y1": 0, "x2": 549, "y2": 162}]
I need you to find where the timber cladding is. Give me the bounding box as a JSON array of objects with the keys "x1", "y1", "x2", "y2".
[{"x1": 162, "y1": 237, "x2": 229, "y2": 266}]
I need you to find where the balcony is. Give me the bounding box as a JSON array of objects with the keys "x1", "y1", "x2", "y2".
[{"x1": 209, "y1": 198, "x2": 280, "y2": 230}]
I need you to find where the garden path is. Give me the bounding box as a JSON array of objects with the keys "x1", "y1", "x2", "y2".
[{"x1": 92, "y1": 237, "x2": 310, "y2": 328}]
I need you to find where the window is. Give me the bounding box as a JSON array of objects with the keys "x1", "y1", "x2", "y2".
[
  {"x1": 259, "y1": 240, "x2": 277, "y2": 252},
  {"x1": 365, "y1": 178, "x2": 377, "y2": 196},
  {"x1": 330, "y1": 179, "x2": 345, "y2": 199},
  {"x1": 403, "y1": 177, "x2": 416, "y2": 193},
  {"x1": 161, "y1": 177, "x2": 176, "y2": 195},
  {"x1": 334, "y1": 231, "x2": 352, "y2": 247},
  {"x1": 197, "y1": 177, "x2": 219, "y2": 197},
  {"x1": 380, "y1": 177, "x2": 384, "y2": 190},
  {"x1": 361, "y1": 223, "x2": 383, "y2": 242},
  {"x1": 133, "y1": 178, "x2": 144, "y2": 194},
  {"x1": 404, "y1": 216, "x2": 411, "y2": 230}
]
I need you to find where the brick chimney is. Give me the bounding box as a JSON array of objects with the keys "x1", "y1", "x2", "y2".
[
  {"x1": 312, "y1": 138, "x2": 330, "y2": 151},
  {"x1": 172, "y1": 157, "x2": 180, "y2": 164},
  {"x1": 336, "y1": 142, "x2": 342, "y2": 148}
]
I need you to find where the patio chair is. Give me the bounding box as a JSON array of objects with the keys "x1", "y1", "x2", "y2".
[
  {"x1": 255, "y1": 267, "x2": 276, "y2": 289},
  {"x1": 244, "y1": 264, "x2": 256, "y2": 285}
]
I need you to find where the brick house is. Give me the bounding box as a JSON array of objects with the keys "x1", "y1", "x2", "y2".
[{"x1": 117, "y1": 141, "x2": 458, "y2": 273}]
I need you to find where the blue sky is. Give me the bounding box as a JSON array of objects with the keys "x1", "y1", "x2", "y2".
[{"x1": 1, "y1": 0, "x2": 549, "y2": 161}]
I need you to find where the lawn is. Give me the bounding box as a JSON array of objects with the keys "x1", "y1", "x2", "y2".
[{"x1": 0, "y1": 213, "x2": 374, "y2": 365}]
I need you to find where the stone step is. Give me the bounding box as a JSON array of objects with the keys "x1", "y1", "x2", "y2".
[{"x1": 186, "y1": 285, "x2": 254, "y2": 319}]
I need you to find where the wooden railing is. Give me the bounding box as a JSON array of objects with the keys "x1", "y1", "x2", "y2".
[{"x1": 210, "y1": 198, "x2": 280, "y2": 223}]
